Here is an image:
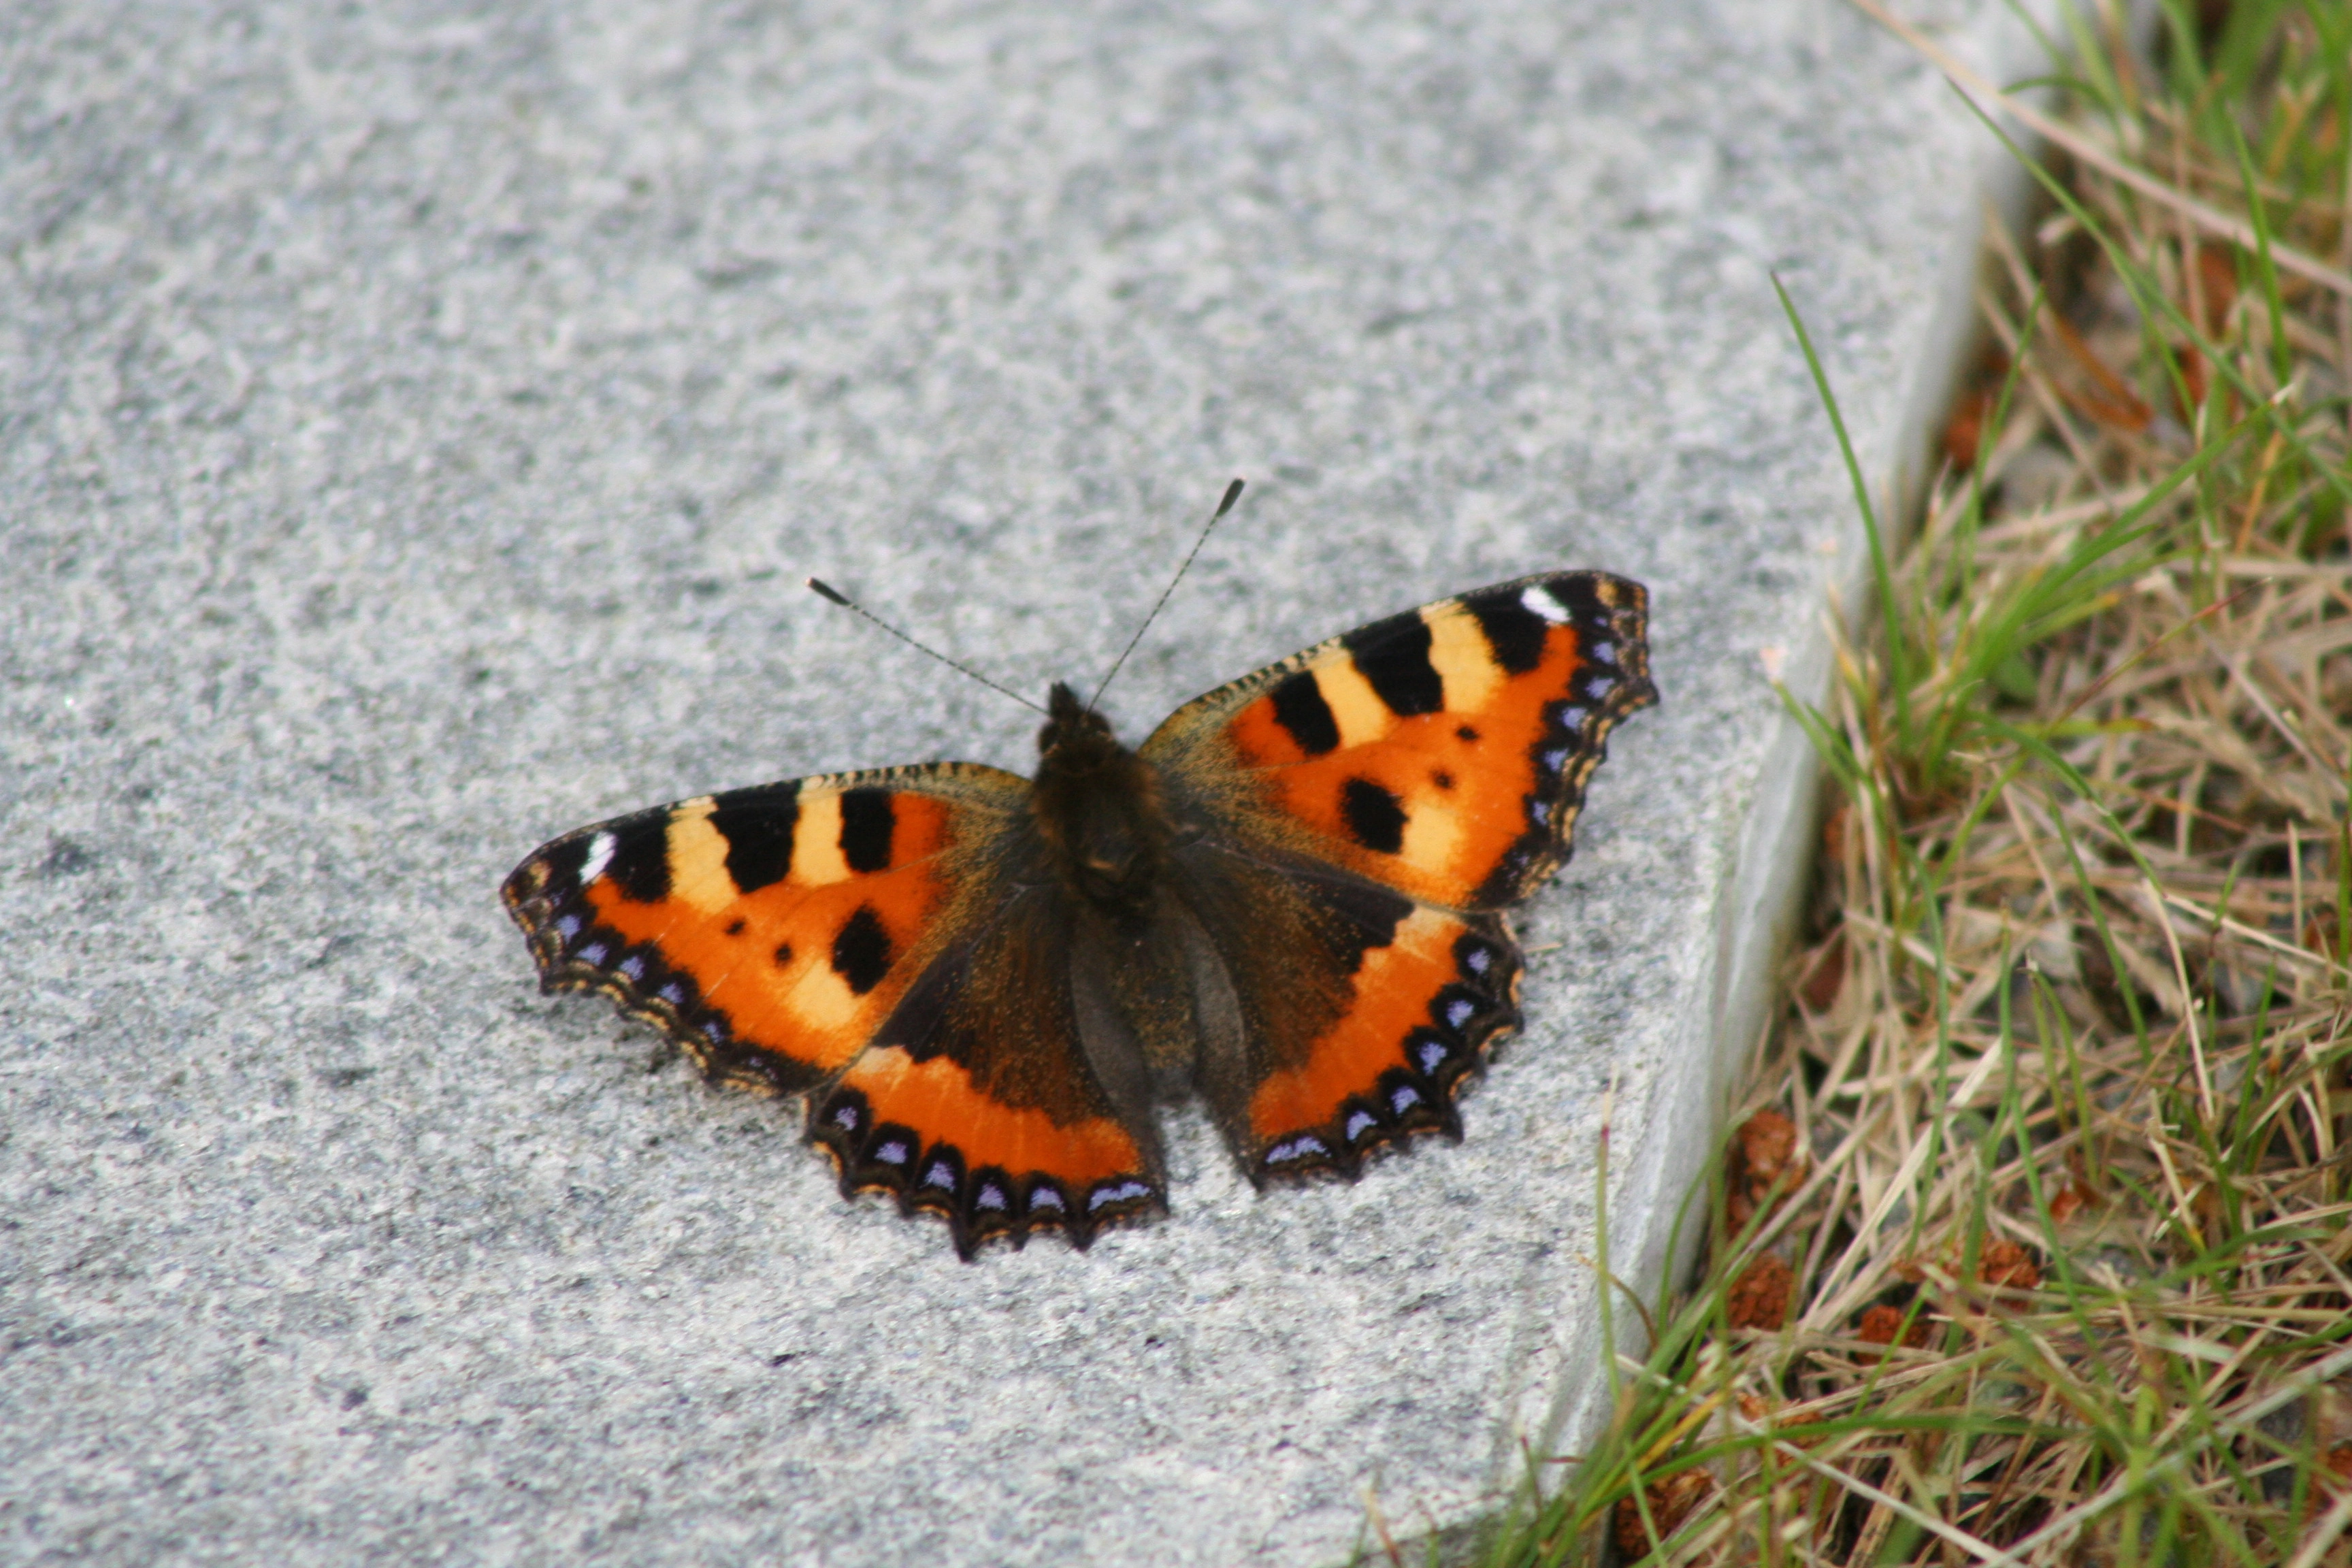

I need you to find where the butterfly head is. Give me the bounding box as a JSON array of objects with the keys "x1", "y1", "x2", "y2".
[
  {"x1": 1036, "y1": 681, "x2": 1117, "y2": 758},
  {"x1": 1032, "y1": 681, "x2": 1170, "y2": 916}
]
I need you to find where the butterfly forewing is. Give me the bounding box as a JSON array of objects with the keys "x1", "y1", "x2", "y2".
[
  {"x1": 1142, "y1": 572, "x2": 1652, "y2": 911},
  {"x1": 502, "y1": 762, "x2": 1017, "y2": 1089}
]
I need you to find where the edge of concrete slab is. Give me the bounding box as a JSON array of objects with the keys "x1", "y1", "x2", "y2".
[{"x1": 1422, "y1": 10, "x2": 2065, "y2": 1556}]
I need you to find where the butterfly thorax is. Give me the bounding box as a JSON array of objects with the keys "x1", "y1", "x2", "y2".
[{"x1": 1030, "y1": 681, "x2": 1173, "y2": 919}]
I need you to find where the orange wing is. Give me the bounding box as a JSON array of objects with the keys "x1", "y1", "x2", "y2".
[
  {"x1": 1239, "y1": 902, "x2": 1521, "y2": 1179},
  {"x1": 1146, "y1": 571, "x2": 1654, "y2": 1179},
  {"x1": 502, "y1": 762, "x2": 1162, "y2": 1256},
  {"x1": 1143, "y1": 571, "x2": 1654, "y2": 911}
]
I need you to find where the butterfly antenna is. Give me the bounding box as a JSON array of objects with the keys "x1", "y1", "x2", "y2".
[
  {"x1": 1089, "y1": 477, "x2": 1245, "y2": 711},
  {"x1": 804, "y1": 578, "x2": 1049, "y2": 715}
]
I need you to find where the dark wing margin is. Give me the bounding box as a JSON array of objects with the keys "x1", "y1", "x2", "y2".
[
  {"x1": 803, "y1": 885, "x2": 1168, "y2": 1260},
  {"x1": 1459, "y1": 572, "x2": 1655, "y2": 907},
  {"x1": 502, "y1": 794, "x2": 825, "y2": 1098}
]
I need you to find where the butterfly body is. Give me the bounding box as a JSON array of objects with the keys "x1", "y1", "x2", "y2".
[
  {"x1": 1029, "y1": 681, "x2": 1175, "y2": 917},
  {"x1": 504, "y1": 571, "x2": 1654, "y2": 1258}
]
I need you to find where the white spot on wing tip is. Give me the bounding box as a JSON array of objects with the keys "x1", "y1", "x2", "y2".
[
  {"x1": 1521, "y1": 585, "x2": 1571, "y2": 624},
  {"x1": 579, "y1": 832, "x2": 617, "y2": 885}
]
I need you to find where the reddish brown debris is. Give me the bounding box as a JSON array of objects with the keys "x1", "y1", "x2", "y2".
[
  {"x1": 2303, "y1": 907, "x2": 2342, "y2": 962},
  {"x1": 1798, "y1": 929, "x2": 1847, "y2": 1013},
  {"x1": 1940, "y1": 349, "x2": 2011, "y2": 470},
  {"x1": 2048, "y1": 310, "x2": 2154, "y2": 433},
  {"x1": 1855, "y1": 1304, "x2": 1931, "y2": 1362},
  {"x1": 1727, "y1": 1254, "x2": 1793, "y2": 1330},
  {"x1": 2048, "y1": 1181, "x2": 2098, "y2": 1223},
  {"x1": 2178, "y1": 242, "x2": 2240, "y2": 410},
  {"x1": 1726, "y1": 1109, "x2": 1807, "y2": 1234},
  {"x1": 1978, "y1": 1238, "x2": 2042, "y2": 1294},
  {"x1": 1612, "y1": 1469, "x2": 1715, "y2": 1557}
]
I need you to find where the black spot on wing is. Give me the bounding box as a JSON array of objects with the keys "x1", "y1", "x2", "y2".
[
  {"x1": 1269, "y1": 670, "x2": 1341, "y2": 756},
  {"x1": 709, "y1": 781, "x2": 799, "y2": 893},
  {"x1": 1461, "y1": 586, "x2": 1552, "y2": 675},
  {"x1": 1340, "y1": 777, "x2": 1408, "y2": 854},
  {"x1": 838, "y1": 789, "x2": 897, "y2": 873},
  {"x1": 1342, "y1": 613, "x2": 1443, "y2": 716},
  {"x1": 772, "y1": 942, "x2": 794, "y2": 968},
  {"x1": 830, "y1": 904, "x2": 893, "y2": 995},
  {"x1": 607, "y1": 826, "x2": 672, "y2": 903}
]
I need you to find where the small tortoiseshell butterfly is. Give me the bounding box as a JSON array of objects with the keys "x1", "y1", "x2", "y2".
[{"x1": 503, "y1": 525, "x2": 1654, "y2": 1258}]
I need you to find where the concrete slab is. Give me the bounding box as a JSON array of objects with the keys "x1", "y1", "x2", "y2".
[{"x1": 3, "y1": 0, "x2": 2038, "y2": 1561}]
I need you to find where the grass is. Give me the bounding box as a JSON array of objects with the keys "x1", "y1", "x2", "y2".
[{"x1": 1455, "y1": 0, "x2": 2352, "y2": 1562}]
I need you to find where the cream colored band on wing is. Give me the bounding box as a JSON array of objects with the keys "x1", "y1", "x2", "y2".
[
  {"x1": 662, "y1": 798, "x2": 740, "y2": 916},
  {"x1": 1313, "y1": 659, "x2": 1396, "y2": 749},
  {"x1": 1424, "y1": 604, "x2": 1505, "y2": 711},
  {"x1": 781, "y1": 941, "x2": 866, "y2": 1033},
  {"x1": 1397, "y1": 791, "x2": 1467, "y2": 877},
  {"x1": 791, "y1": 791, "x2": 853, "y2": 886},
  {"x1": 1355, "y1": 906, "x2": 1455, "y2": 987}
]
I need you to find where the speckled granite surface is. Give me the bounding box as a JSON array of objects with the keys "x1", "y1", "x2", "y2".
[{"x1": 3, "y1": 0, "x2": 2035, "y2": 1561}]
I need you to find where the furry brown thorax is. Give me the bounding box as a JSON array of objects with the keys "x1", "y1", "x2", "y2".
[{"x1": 1030, "y1": 681, "x2": 1172, "y2": 918}]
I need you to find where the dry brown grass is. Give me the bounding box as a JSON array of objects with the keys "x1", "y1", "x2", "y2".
[{"x1": 1477, "y1": 1, "x2": 2352, "y2": 1563}]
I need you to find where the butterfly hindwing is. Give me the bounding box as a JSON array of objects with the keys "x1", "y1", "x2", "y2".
[
  {"x1": 1167, "y1": 844, "x2": 1524, "y2": 1179},
  {"x1": 808, "y1": 882, "x2": 1166, "y2": 1258}
]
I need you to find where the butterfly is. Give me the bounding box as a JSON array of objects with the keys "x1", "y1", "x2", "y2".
[{"x1": 502, "y1": 560, "x2": 1654, "y2": 1258}]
